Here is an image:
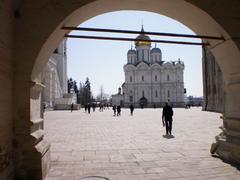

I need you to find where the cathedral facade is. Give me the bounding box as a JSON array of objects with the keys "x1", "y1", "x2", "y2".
[{"x1": 112, "y1": 28, "x2": 185, "y2": 108}]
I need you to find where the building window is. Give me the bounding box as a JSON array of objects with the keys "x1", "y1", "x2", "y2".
[
  {"x1": 142, "y1": 50, "x2": 144, "y2": 61},
  {"x1": 130, "y1": 90, "x2": 133, "y2": 94},
  {"x1": 155, "y1": 90, "x2": 158, "y2": 97},
  {"x1": 142, "y1": 91, "x2": 145, "y2": 97},
  {"x1": 155, "y1": 75, "x2": 157, "y2": 81},
  {"x1": 129, "y1": 96, "x2": 133, "y2": 102},
  {"x1": 142, "y1": 76, "x2": 144, "y2": 81},
  {"x1": 167, "y1": 90, "x2": 170, "y2": 97},
  {"x1": 130, "y1": 76, "x2": 132, "y2": 82},
  {"x1": 167, "y1": 74, "x2": 170, "y2": 81}
]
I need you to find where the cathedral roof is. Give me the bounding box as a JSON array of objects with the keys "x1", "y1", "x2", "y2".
[
  {"x1": 135, "y1": 26, "x2": 151, "y2": 46},
  {"x1": 135, "y1": 61, "x2": 151, "y2": 66}
]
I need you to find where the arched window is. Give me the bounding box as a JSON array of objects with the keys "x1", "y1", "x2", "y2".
[
  {"x1": 155, "y1": 90, "x2": 158, "y2": 97},
  {"x1": 167, "y1": 74, "x2": 170, "y2": 81},
  {"x1": 142, "y1": 76, "x2": 144, "y2": 81},
  {"x1": 167, "y1": 90, "x2": 170, "y2": 97},
  {"x1": 130, "y1": 90, "x2": 133, "y2": 94},
  {"x1": 142, "y1": 91, "x2": 145, "y2": 97},
  {"x1": 155, "y1": 75, "x2": 157, "y2": 81},
  {"x1": 130, "y1": 76, "x2": 132, "y2": 82}
]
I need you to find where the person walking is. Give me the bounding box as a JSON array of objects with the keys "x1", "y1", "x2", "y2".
[
  {"x1": 92, "y1": 103, "x2": 96, "y2": 112},
  {"x1": 71, "y1": 103, "x2": 74, "y2": 112},
  {"x1": 162, "y1": 102, "x2": 174, "y2": 135},
  {"x1": 99, "y1": 103, "x2": 103, "y2": 112},
  {"x1": 112, "y1": 105, "x2": 117, "y2": 116},
  {"x1": 130, "y1": 104, "x2": 134, "y2": 115},
  {"x1": 43, "y1": 103, "x2": 46, "y2": 113},
  {"x1": 87, "y1": 103, "x2": 91, "y2": 114},
  {"x1": 117, "y1": 105, "x2": 121, "y2": 116}
]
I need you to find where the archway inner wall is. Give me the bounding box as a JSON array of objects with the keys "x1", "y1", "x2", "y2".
[
  {"x1": 11, "y1": 0, "x2": 240, "y2": 179},
  {"x1": 0, "y1": 1, "x2": 14, "y2": 179}
]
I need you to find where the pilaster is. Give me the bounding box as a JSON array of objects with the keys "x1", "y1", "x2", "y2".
[
  {"x1": 13, "y1": 79, "x2": 50, "y2": 180},
  {"x1": 211, "y1": 82, "x2": 240, "y2": 166}
]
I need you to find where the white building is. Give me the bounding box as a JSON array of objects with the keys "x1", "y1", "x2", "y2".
[
  {"x1": 41, "y1": 40, "x2": 68, "y2": 107},
  {"x1": 112, "y1": 27, "x2": 185, "y2": 108}
]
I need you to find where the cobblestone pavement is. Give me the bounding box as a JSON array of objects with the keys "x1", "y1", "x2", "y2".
[{"x1": 44, "y1": 107, "x2": 240, "y2": 180}]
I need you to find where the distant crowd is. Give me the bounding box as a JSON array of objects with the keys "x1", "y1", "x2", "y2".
[{"x1": 70, "y1": 102, "x2": 175, "y2": 136}]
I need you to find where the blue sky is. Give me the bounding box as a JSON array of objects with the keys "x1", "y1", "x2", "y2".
[{"x1": 67, "y1": 11, "x2": 203, "y2": 97}]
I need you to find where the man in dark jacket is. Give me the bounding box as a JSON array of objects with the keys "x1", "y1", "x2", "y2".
[
  {"x1": 112, "y1": 105, "x2": 116, "y2": 116},
  {"x1": 162, "y1": 103, "x2": 174, "y2": 135},
  {"x1": 130, "y1": 104, "x2": 134, "y2": 115},
  {"x1": 117, "y1": 105, "x2": 121, "y2": 116}
]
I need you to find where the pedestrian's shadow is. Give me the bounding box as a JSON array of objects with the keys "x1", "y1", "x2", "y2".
[{"x1": 162, "y1": 134, "x2": 175, "y2": 139}]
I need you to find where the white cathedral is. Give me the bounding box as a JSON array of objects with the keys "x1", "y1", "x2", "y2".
[{"x1": 112, "y1": 27, "x2": 185, "y2": 108}]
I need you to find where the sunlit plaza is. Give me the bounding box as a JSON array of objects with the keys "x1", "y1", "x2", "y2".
[{"x1": 44, "y1": 108, "x2": 240, "y2": 180}]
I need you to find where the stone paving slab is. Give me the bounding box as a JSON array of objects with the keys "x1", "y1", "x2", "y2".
[{"x1": 44, "y1": 108, "x2": 240, "y2": 180}]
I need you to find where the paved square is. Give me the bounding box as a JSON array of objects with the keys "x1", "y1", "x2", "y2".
[{"x1": 44, "y1": 107, "x2": 240, "y2": 180}]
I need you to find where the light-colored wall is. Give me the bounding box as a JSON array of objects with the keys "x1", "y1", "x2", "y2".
[
  {"x1": 42, "y1": 41, "x2": 67, "y2": 107},
  {"x1": 55, "y1": 40, "x2": 68, "y2": 94}
]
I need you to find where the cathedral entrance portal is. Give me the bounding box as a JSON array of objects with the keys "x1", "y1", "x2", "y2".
[{"x1": 139, "y1": 97, "x2": 148, "y2": 108}]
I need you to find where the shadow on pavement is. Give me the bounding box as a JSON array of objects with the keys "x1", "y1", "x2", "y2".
[{"x1": 162, "y1": 134, "x2": 175, "y2": 139}]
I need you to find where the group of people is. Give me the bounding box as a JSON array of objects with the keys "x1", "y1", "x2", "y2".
[
  {"x1": 115, "y1": 103, "x2": 174, "y2": 136},
  {"x1": 112, "y1": 105, "x2": 121, "y2": 116},
  {"x1": 112, "y1": 104, "x2": 135, "y2": 116},
  {"x1": 71, "y1": 101, "x2": 174, "y2": 136}
]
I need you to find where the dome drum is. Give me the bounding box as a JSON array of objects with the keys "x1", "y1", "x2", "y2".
[
  {"x1": 127, "y1": 49, "x2": 137, "y2": 54},
  {"x1": 151, "y1": 47, "x2": 162, "y2": 54}
]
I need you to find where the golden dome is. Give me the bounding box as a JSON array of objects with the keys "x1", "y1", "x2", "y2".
[{"x1": 135, "y1": 27, "x2": 151, "y2": 46}]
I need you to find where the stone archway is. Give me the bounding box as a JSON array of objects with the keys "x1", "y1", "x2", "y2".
[{"x1": 11, "y1": 0, "x2": 240, "y2": 179}]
